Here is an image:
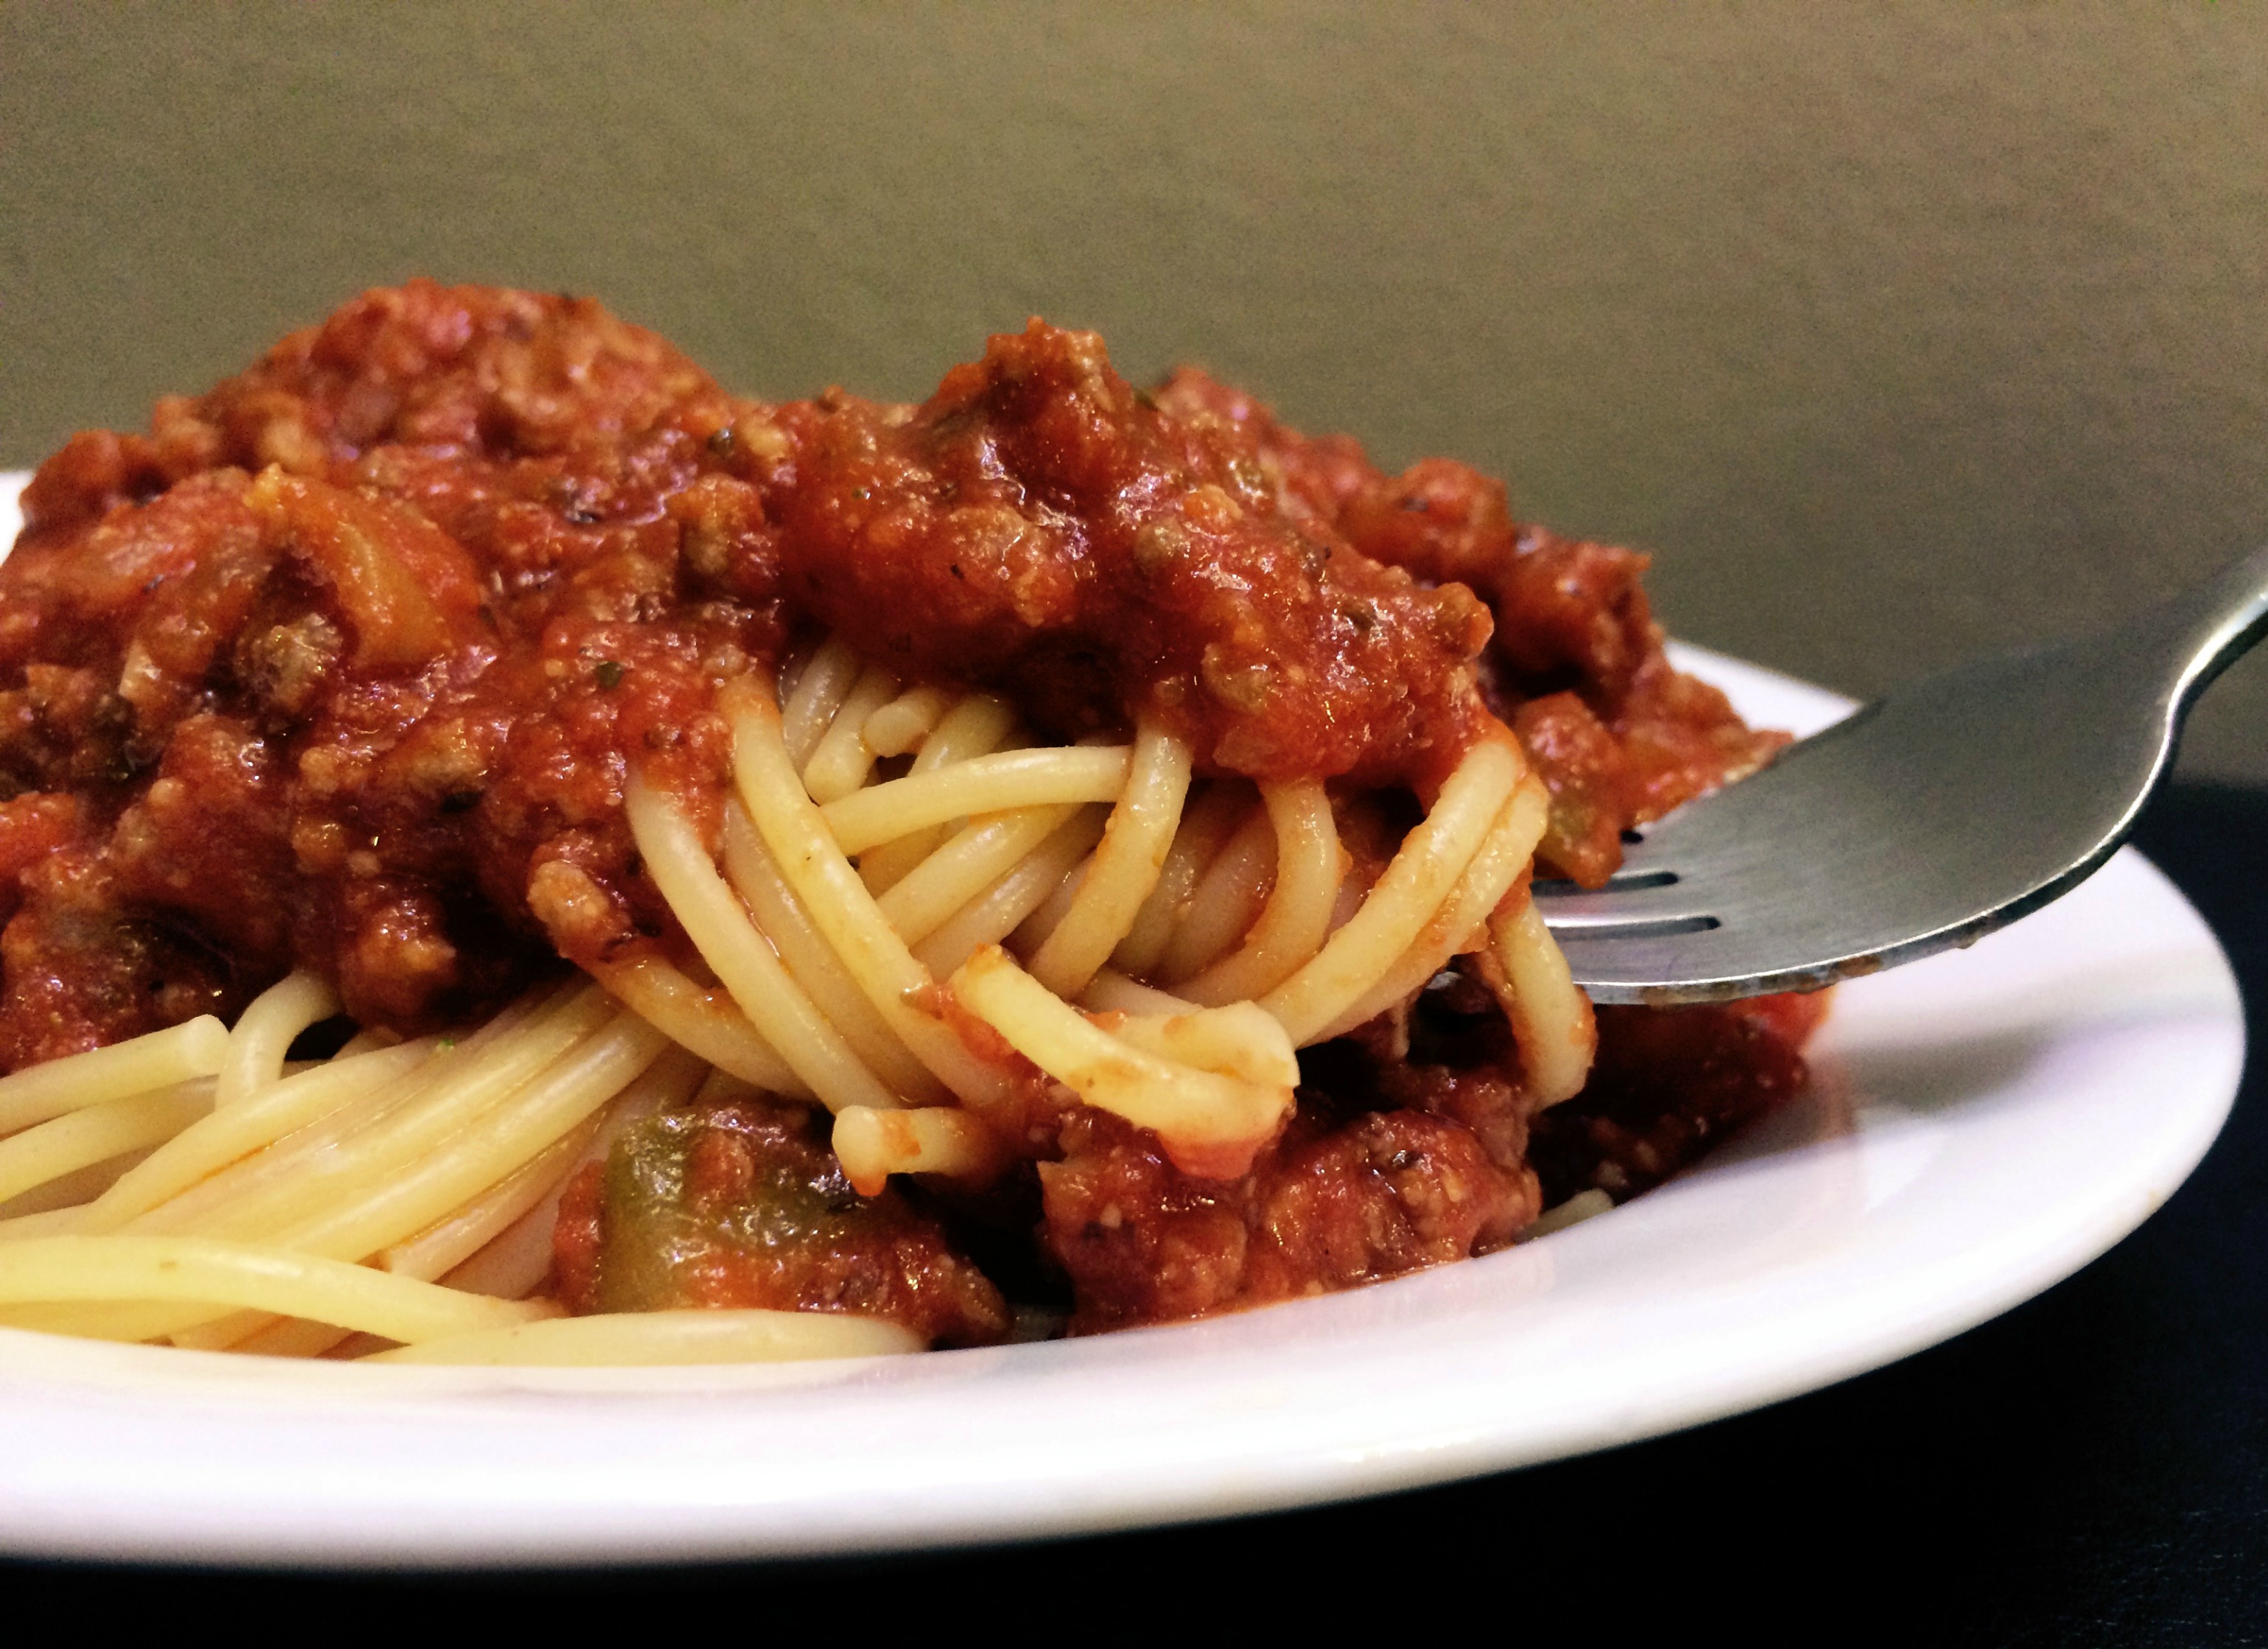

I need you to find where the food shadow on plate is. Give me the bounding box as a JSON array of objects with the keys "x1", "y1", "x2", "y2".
[
  {"x1": 1495, "y1": 1058, "x2": 1872, "y2": 1298},
  {"x1": 1623, "y1": 998, "x2": 2071, "y2": 1257},
  {"x1": 1811, "y1": 1025, "x2": 2055, "y2": 1121}
]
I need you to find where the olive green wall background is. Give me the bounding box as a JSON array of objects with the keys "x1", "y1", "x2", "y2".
[{"x1": 5, "y1": 3, "x2": 2265, "y2": 777}]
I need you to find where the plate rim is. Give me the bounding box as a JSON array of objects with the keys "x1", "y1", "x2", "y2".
[{"x1": 0, "y1": 472, "x2": 2244, "y2": 1566}]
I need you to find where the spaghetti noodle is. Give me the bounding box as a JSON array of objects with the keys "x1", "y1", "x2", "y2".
[{"x1": 0, "y1": 284, "x2": 1819, "y2": 1362}]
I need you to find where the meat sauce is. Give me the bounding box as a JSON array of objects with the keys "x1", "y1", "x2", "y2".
[
  {"x1": 1, "y1": 282, "x2": 1813, "y2": 1339},
  {"x1": 554, "y1": 1096, "x2": 1008, "y2": 1347}
]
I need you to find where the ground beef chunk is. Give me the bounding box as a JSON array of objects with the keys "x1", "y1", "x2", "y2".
[
  {"x1": 0, "y1": 845, "x2": 236, "y2": 1068},
  {"x1": 756, "y1": 321, "x2": 1495, "y2": 789},
  {"x1": 0, "y1": 283, "x2": 764, "y2": 1049},
  {"x1": 1528, "y1": 993, "x2": 1829, "y2": 1206},
  {"x1": 1041, "y1": 1097, "x2": 1539, "y2": 1335},
  {"x1": 1154, "y1": 366, "x2": 1786, "y2": 885}
]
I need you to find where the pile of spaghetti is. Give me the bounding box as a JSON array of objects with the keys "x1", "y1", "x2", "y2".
[{"x1": 0, "y1": 285, "x2": 1819, "y2": 1364}]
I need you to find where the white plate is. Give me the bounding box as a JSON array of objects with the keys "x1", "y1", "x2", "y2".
[{"x1": 0, "y1": 472, "x2": 2243, "y2": 1566}]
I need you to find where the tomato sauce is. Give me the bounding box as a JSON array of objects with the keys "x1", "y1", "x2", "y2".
[
  {"x1": 1, "y1": 283, "x2": 1818, "y2": 1336},
  {"x1": 554, "y1": 1095, "x2": 1009, "y2": 1347}
]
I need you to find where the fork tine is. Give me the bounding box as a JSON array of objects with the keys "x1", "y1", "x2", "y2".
[
  {"x1": 1537, "y1": 545, "x2": 2268, "y2": 1006},
  {"x1": 1531, "y1": 880, "x2": 1717, "y2": 931},
  {"x1": 1542, "y1": 629, "x2": 2136, "y2": 1003},
  {"x1": 1531, "y1": 866, "x2": 1679, "y2": 897}
]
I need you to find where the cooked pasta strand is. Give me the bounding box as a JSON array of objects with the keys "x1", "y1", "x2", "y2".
[
  {"x1": 1106, "y1": 1002, "x2": 1301, "y2": 1090},
  {"x1": 722, "y1": 802, "x2": 948, "y2": 1102},
  {"x1": 1155, "y1": 804, "x2": 1277, "y2": 984},
  {"x1": 725, "y1": 679, "x2": 1011, "y2": 1104},
  {"x1": 1261, "y1": 735, "x2": 1524, "y2": 1046},
  {"x1": 832, "y1": 1104, "x2": 1007, "y2": 1197},
  {"x1": 628, "y1": 774, "x2": 899, "y2": 1113},
  {"x1": 821, "y1": 746, "x2": 1132, "y2": 854},
  {"x1": 1078, "y1": 969, "x2": 1198, "y2": 1017},
  {"x1": 1484, "y1": 892, "x2": 1598, "y2": 1108},
  {"x1": 0, "y1": 1080, "x2": 214, "y2": 1209},
  {"x1": 132, "y1": 985, "x2": 611, "y2": 1240},
  {"x1": 861, "y1": 684, "x2": 955, "y2": 757},
  {"x1": 949, "y1": 945, "x2": 1291, "y2": 1179},
  {"x1": 779, "y1": 633, "x2": 864, "y2": 766},
  {"x1": 913, "y1": 808, "x2": 1106, "y2": 978},
  {"x1": 77, "y1": 1037, "x2": 437, "y2": 1234},
  {"x1": 1027, "y1": 721, "x2": 1194, "y2": 998},
  {"x1": 876, "y1": 805, "x2": 1080, "y2": 945},
  {"x1": 1178, "y1": 781, "x2": 1343, "y2": 1006},
  {"x1": 855, "y1": 692, "x2": 1019, "y2": 894},
  {"x1": 266, "y1": 1012, "x2": 668, "y2": 1263},
  {"x1": 591, "y1": 956, "x2": 807, "y2": 1096},
  {"x1": 368, "y1": 1307, "x2": 920, "y2": 1365},
  {"x1": 1110, "y1": 781, "x2": 1252, "y2": 979},
  {"x1": 217, "y1": 971, "x2": 341, "y2": 1110},
  {"x1": 1310, "y1": 777, "x2": 1548, "y2": 1044},
  {"x1": 801, "y1": 659, "x2": 899, "y2": 804},
  {"x1": 378, "y1": 1116, "x2": 603, "y2": 1284},
  {"x1": 437, "y1": 1053, "x2": 695, "y2": 1303},
  {"x1": 0, "y1": 1016, "x2": 229, "y2": 1138},
  {"x1": 0, "y1": 1235, "x2": 555, "y2": 1344}
]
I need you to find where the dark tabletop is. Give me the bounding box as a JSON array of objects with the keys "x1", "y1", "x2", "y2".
[{"x1": 7, "y1": 783, "x2": 2264, "y2": 1643}]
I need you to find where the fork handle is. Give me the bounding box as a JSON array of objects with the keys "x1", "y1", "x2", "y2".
[{"x1": 2146, "y1": 542, "x2": 2268, "y2": 715}]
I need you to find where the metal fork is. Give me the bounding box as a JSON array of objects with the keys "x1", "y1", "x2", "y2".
[{"x1": 1538, "y1": 547, "x2": 2268, "y2": 1004}]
